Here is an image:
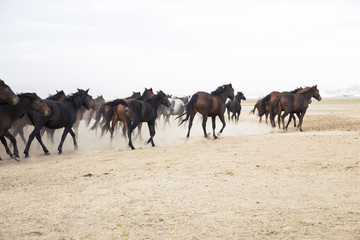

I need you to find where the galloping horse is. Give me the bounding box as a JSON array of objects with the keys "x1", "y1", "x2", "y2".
[
  {"x1": 100, "y1": 88, "x2": 154, "y2": 139},
  {"x1": 250, "y1": 99, "x2": 268, "y2": 123},
  {"x1": 274, "y1": 85, "x2": 321, "y2": 131},
  {"x1": 0, "y1": 79, "x2": 19, "y2": 105},
  {"x1": 259, "y1": 87, "x2": 302, "y2": 127},
  {"x1": 85, "y1": 95, "x2": 106, "y2": 127},
  {"x1": 24, "y1": 89, "x2": 91, "y2": 157},
  {"x1": 11, "y1": 90, "x2": 66, "y2": 145},
  {"x1": 0, "y1": 93, "x2": 50, "y2": 161},
  {"x1": 225, "y1": 91, "x2": 246, "y2": 122},
  {"x1": 178, "y1": 84, "x2": 235, "y2": 139},
  {"x1": 107, "y1": 90, "x2": 170, "y2": 150}
]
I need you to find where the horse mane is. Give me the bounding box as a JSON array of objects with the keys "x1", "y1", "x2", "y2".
[
  {"x1": 296, "y1": 86, "x2": 312, "y2": 94},
  {"x1": 47, "y1": 90, "x2": 65, "y2": 100},
  {"x1": 64, "y1": 90, "x2": 86, "y2": 102},
  {"x1": 17, "y1": 92, "x2": 39, "y2": 100},
  {"x1": 290, "y1": 87, "x2": 303, "y2": 94},
  {"x1": 211, "y1": 84, "x2": 231, "y2": 95}
]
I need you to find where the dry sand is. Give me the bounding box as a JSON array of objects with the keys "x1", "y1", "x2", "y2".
[{"x1": 0, "y1": 98, "x2": 360, "y2": 239}]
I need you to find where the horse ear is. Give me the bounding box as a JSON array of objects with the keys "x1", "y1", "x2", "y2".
[
  {"x1": 315, "y1": 85, "x2": 317, "y2": 88},
  {"x1": 0, "y1": 79, "x2": 3, "y2": 84},
  {"x1": 77, "y1": 88, "x2": 80, "y2": 92},
  {"x1": 86, "y1": 88, "x2": 89, "y2": 94}
]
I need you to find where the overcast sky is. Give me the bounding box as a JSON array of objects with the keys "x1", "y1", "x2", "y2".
[{"x1": 1, "y1": 0, "x2": 360, "y2": 99}]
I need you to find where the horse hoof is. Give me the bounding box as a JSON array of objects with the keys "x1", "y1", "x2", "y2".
[
  {"x1": 14, "y1": 158, "x2": 20, "y2": 162},
  {"x1": 25, "y1": 155, "x2": 30, "y2": 158},
  {"x1": 45, "y1": 152, "x2": 51, "y2": 155}
]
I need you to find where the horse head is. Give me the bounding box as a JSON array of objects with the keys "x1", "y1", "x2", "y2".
[
  {"x1": 27, "y1": 93, "x2": 51, "y2": 116},
  {"x1": 157, "y1": 90, "x2": 171, "y2": 107},
  {"x1": 77, "y1": 88, "x2": 91, "y2": 110},
  {"x1": 227, "y1": 84, "x2": 235, "y2": 101},
  {"x1": 0, "y1": 79, "x2": 19, "y2": 105},
  {"x1": 236, "y1": 91, "x2": 246, "y2": 101},
  {"x1": 312, "y1": 85, "x2": 322, "y2": 101}
]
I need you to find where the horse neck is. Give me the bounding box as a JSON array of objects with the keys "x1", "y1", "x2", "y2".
[
  {"x1": 12, "y1": 97, "x2": 33, "y2": 118},
  {"x1": 298, "y1": 88, "x2": 315, "y2": 101},
  {"x1": 146, "y1": 95, "x2": 162, "y2": 110},
  {"x1": 214, "y1": 91, "x2": 229, "y2": 103},
  {"x1": 68, "y1": 95, "x2": 84, "y2": 111}
]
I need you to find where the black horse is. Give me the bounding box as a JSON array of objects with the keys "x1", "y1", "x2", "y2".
[
  {"x1": 106, "y1": 91, "x2": 170, "y2": 150},
  {"x1": 24, "y1": 89, "x2": 91, "y2": 158},
  {"x1": 225, "y1": 91, "x2": 246, "y2": 122},
  {"x1": 0, "y1": 93, "x2": 50, "y2": 161},
  {"x1": 11, "y1": 90, "x2": 66, "y2": 146},
  {"x1": 178, "y1": 84, "x2": 235, "y2": 139}
]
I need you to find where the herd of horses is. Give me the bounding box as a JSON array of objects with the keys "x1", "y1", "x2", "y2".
[{"x1": 0, "y1": 79, "x2": 321, "y2": 162}]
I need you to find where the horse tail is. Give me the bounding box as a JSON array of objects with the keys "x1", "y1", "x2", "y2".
[
  {"x1": 85, "y1": 109, "x2": 95, "y2": 127},
  {"x1": 90, "y1": 104, "x2": 105, "y2": 130},
  {"x1": 259, "y1": 95, "x2": 271, "y2": 117},
  {"x1": 103, "y1": 100, "x2": 128, "y2": 131},
  {"x1": 249, "y1": 103, "x2": 257, "y2": 115},
  {"x1": 177, "y1": 93, "x2": 198, "y2": 125},
  {"x1": 271, "y1": 95, "x2": 281, "y2": 116}
]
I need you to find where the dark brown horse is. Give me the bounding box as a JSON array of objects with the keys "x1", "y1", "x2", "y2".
[
  {"x1": 178, "y1": 84, "x2": 235, "y2": 139},
  {"x1": 273, "y1": 85, "x2": 321, "y2": 131},
  {"x1": 11, "y1": 90, "x2": 66, "y2": 145},
  {"x1": 225, "y1": 91, "x2": 246, "y2": 122},
  {"x1": 90, "y1": 90, "x2": 144, "y2": 134},
  {"x1": 93, "y1": 88, "x2": 154, "y2": 139},
  {"x1": 24, "y1": 89, "x2": 91, "y2": 158},
  {"x1": 0, "y1": 79, "x2": 19, "y2": 105},
  {"x1": 0, "y1": 93, "x2": 50, "y2": 161},
  {"x1": 106, "y1": 91, "x2": 170, "y2": 149},
  {"x1": 250, "y1": 99, "x2": 268, "y2": 123},
  {"x1": 259, "y1": 87, "x2": 302, "y2": 127},
  {"x1": 85, "y1": 95, "x2": 106, "y2": 127}
]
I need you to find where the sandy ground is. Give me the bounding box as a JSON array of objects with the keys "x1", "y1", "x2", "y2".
[{"x1": 1, "y1": 98, "x2": 360, "y2": 240}]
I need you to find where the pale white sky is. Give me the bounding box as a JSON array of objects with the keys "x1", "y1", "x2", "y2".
[{"x1": 1, "y1": 0, "x2": 360, "y2": 99}]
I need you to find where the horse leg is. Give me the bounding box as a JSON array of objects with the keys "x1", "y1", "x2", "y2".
[
  {"x1": 1, "y1": 136, "x2": 14, "y2": 158},
  {"x1": 281, "y1": 111, "x2": 290, "y2": 131},
  {"x1": 4, "y1": 130, "x2": 19, "y2": 158},
  {"x1": 146, "y1": 121, "x2": 156, "y2": 147},
  {"x1": 211, "y1": 116, "x2": 217, "y2": 139},
  {"x1": 24, "y1": 123, "x2": 44, "y2": 158},
  {"x1": 218, "y1": 114, "x2": 226, "y2": 135},
  {"x1": 292, "y1": 113, "x2": 297, "y2": 127},
  {"x1": 68, "y1": 129, "x2": 78, "y2": 150},
  {"x1": 57, "y1": 127, "x2": 71, "y2": 154},
  {"x1": 127, "y1": 121, "x2": 139, "y2": 150},
  {"x1": 285, "y1": 113, "x2": 292, "y2": 130},
  {"x1": 298, "y1": 110, "x2": 306, "y2": 132},
  {"x1": 48, "y1": 129, "x2": 56, "y2": 144},
  {"x1": 201, "y1": 114, "x2": 208, "y2": 138},
  {"x1": 35, "y1": 132, "x2": 50, "y2": 155},
  {"x1": 109, "y1": 119, "x2": 116, "y2": 141},
  {"x1": 186, "y1": 111, "x2": 196, "y2": 138},
  {"x1": 135, "y1": 123, "x2": 143, "y2": 140}
]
